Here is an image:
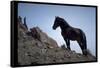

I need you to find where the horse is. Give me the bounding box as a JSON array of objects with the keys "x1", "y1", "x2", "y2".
[{"x1": 52, "y1": 16, "x2": 87, "y2": 55}]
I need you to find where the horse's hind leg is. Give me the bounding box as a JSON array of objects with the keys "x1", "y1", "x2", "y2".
[
  {"x1": 77, "y1": 40, "x2": 87, "y2": 55},
  {"x1": 77, "y1": 41, "x2": 84, "y2": 54},
  {"x1": 82, "y1": 40, "x2": 87, "y2": 55},
  {"x1": 64, "y1": 38, "x2": 71, "y2": 50}
]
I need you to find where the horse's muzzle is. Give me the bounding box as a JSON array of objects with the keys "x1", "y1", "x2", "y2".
[{"x1": 52, "y1": 26, "x2": 56, "y2": 30}]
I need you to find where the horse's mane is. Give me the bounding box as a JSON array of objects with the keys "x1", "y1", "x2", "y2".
[{"x1": 56, "y1": 16, "x2": 70, "y2": 27}]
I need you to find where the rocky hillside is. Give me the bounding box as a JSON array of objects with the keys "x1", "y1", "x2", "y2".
[{"x1": 18, "y1": 17, "x2": 96, "y2": 66}]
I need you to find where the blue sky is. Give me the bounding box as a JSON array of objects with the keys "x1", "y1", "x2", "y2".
[{"x1": 18, "y1": 3, "x2": 96, "y2": 56}]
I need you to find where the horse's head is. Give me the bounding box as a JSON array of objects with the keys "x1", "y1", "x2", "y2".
[{"x1": 52, "y1": 16, "x2": 61, "y2": 30}]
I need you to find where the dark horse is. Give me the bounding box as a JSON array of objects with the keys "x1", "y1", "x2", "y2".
[{"x1": 53, "y1": 16, "x2": 87, "y2": 55}]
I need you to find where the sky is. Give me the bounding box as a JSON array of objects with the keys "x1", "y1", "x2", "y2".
[{"x1": 18, "y1": 3, "x2": 96, "y2": 56}]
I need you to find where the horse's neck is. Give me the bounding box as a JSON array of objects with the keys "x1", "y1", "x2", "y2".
[{"x1": 60, "y1": 21, "x2": 70, "y2": 31}]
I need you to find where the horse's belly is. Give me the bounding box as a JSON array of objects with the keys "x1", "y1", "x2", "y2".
[
  {"x1": 62, "y1": 30, "x2": 79, "y2": 41},
  {"x1": 68, "y1": 36, "x2": 77, "y2": 41},
  {"x1": 67, "y1": 34, "x2": 77, "y2": 41}
]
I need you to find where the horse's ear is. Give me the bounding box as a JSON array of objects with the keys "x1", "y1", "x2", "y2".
[{"x1": 55, "y1": 16, "x2": 59, "y2": 18}]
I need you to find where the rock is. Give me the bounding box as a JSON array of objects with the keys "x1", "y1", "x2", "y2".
[
  {"x1": 18, "y1": 16, "x2": 28, "y2": 32},
  {"x1": 30, "y1": 26, "x2": 58, "y2": 48}
]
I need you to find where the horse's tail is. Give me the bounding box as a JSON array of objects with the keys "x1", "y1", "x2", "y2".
[
  {"x1": 82, "y1": 30, "x2": 87, "y2": 49},
  {"x1": 80, "y1": 29, "x2": 87, "y2": 55}
]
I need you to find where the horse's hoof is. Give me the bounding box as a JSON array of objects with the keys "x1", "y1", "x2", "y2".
[
  {"x1": 83, "y1": 53, "x2": 87, "y2": 56},
  {"x1": 83, "y1": 50, "x2": 87, "y2": 56}
]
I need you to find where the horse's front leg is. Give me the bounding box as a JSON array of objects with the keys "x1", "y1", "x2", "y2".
[
  {"x1": 67, "y1": 39, "x2": 71, "y2": 50},
  {"x1": 64, "y1": 38, "x2": 71, "y2": 50}
]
